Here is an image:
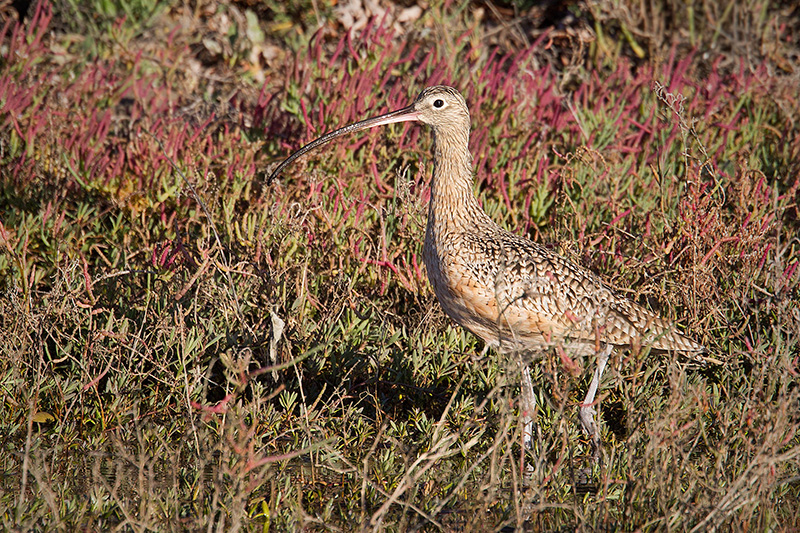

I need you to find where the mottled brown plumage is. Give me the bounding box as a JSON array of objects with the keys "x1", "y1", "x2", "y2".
[{"x1": 269, "y1": 85, "x2": 706, "y2": 450}]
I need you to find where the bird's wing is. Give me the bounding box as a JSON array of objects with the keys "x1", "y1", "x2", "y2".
[{"x1": 461, "y1": 230, "x2": 704, "y2": 354}]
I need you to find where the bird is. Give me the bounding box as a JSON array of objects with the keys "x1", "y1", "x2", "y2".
[{"x1": 268, "y1": 85, "x2": 709, "y2": 455}]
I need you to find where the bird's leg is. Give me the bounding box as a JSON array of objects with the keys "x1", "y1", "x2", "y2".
[
  {"x1": 520, "y1": 365, "x2": 536, "y2": 449},
  {"x1": 578, "y1": 344, "x2": 612, "y2": 455}
]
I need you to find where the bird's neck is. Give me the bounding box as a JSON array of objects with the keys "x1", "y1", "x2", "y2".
[{"x1": 427, "y1": 129, "x2": 487, "y2": 231}]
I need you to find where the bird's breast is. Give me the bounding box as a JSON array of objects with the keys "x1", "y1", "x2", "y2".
[{"x1": 422, "y1": 227, "x2": 556, "y2": 348}]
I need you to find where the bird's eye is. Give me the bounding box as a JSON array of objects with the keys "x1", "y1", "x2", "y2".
[{"x1": 433, "y1": 99, "x2": 444, "y2": 108}]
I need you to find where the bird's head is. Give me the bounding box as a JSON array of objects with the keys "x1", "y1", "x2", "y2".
[{"x1": 267, "y1": 86, "x2": 469, "y2": 184}]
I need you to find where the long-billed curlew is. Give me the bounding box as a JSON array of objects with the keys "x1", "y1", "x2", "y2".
[{"x1": 268, "y1": 86, "x2": 709, "y2": 453}]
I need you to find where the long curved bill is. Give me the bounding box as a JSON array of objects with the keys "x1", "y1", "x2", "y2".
[{"x1": 267, "y1": 103, "x2": 420, "y2": 184}]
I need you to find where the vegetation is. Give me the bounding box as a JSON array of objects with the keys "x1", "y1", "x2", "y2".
[{"x1": 1, "y1": 0, "x2": 798, "y2": 530}]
